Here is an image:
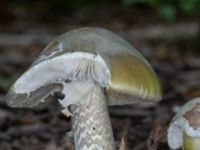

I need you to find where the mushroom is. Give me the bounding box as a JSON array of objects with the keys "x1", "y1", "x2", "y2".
[
  {"x1": 6, "y1": 27, "x2": 162, "y2": 150},
  {"x1": 168, "y1": 97, "x2": 200, "y2": 150}
]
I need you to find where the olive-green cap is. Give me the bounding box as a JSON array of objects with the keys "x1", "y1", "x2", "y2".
[
  {"x1": 6, "y1": 27, "x2": 162, "y2": 108},
  {"x1": 184, "y1": 134, "x2": 200, "y2": 150}
]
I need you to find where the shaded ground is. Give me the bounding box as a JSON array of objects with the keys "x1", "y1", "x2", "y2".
[{"x1": 0, "y1": 3, "x2": 200, "y2": 150}]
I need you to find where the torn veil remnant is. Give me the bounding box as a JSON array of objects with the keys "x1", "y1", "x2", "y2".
[
  {"x1": 6, "y1": 27, "x2": 162, "y2": 150},
  {"x1": 168, "y1": 97, "x2": 200, "y2": 150}
]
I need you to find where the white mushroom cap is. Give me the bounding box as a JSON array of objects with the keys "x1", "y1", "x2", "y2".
[
  {"x1": 6, "y1": 27, "x2": 162, "y2": 108},
  {"x1": 168, "y1": 97, "x2": 200, "y2": 149}
]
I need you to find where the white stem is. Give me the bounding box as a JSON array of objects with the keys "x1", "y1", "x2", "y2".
[{"x1": 70, "y1": 85, "x2": 116, "y2": 150}]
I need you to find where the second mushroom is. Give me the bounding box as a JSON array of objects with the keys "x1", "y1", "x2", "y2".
[
  {"x1": 6, "y1": 27, "x2": 162, "y2": 150},
  {"x1": 168, "y1": 97, "x2": 200, "y2": 150}
]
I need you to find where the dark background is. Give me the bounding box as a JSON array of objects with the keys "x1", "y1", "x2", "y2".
[{"x1": 0, "y1": 0, "x2": 200, "y2": 149}]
